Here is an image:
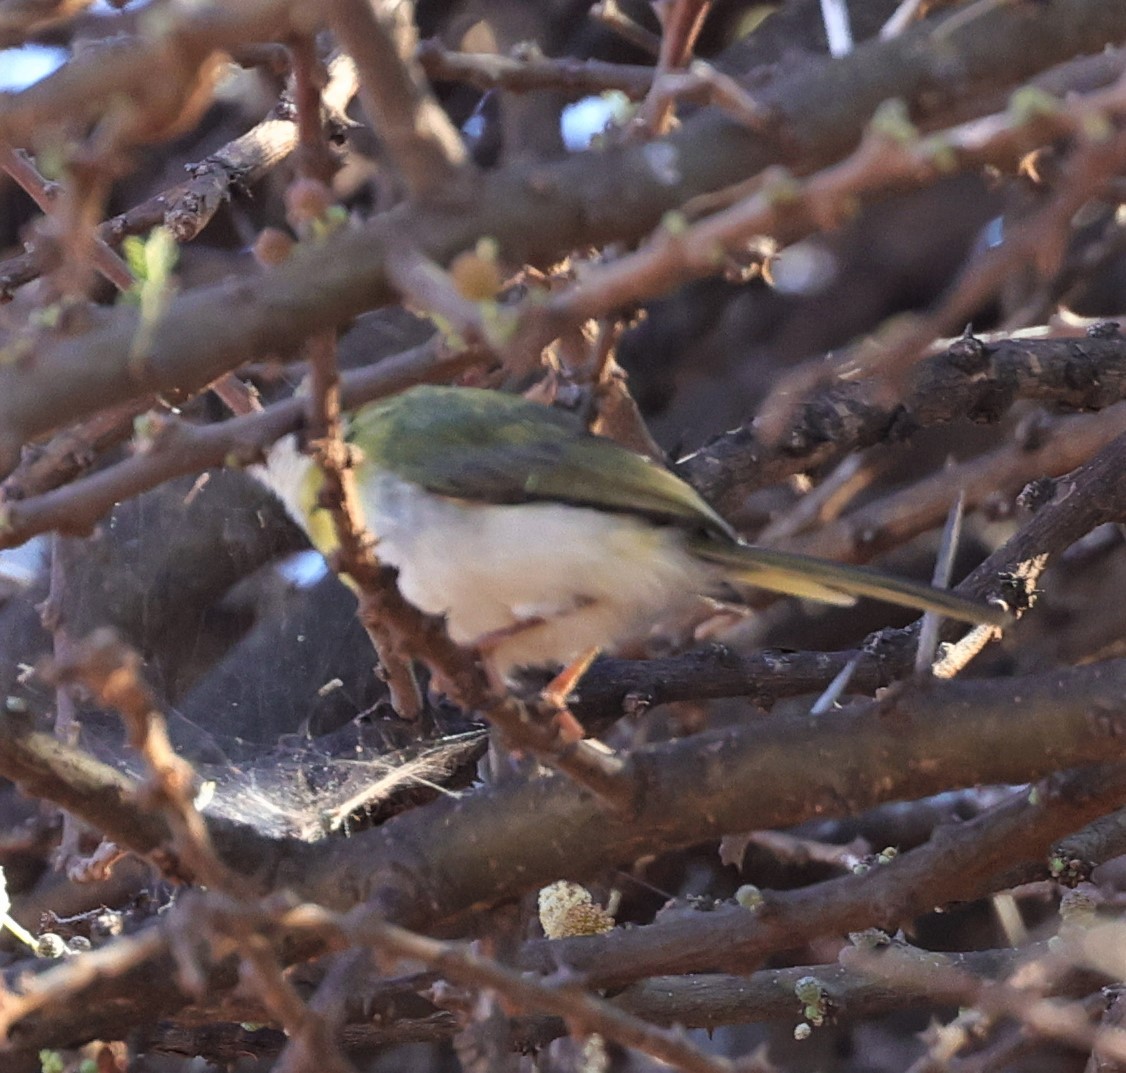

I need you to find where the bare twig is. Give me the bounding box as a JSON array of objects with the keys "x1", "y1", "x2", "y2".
[
  {"x1": 0, "y1": 145, "x2": 133, "y2": 291},
  {"x1": 49, "y1": 630, "x2": 248, "y2": 893},
  {"x1": 326, "y1": 0, "x2": 467, "y2": 199},
  {"x1": 520, "y1": 763, "x2": 1126, "y2": 987},
  {"x1": 0, "y1": 337, "x2": 486, "y2": 551},
  {"x1": 416, "y1": 40, "x2": 656, "y2": 99},
  {"x1": 916, "y1": 488, "x2": 966, "y2": 674},
  {"x1": 237, "y1": 929, "x2": 357, "y2": 1073},
  {"x1": 306, "y1": 905, "x2": 770, "y2": 1073},
  {"x1": 638, "y1": 0, "x2": 712, "y2": 136},
  {"x1": 819, "y1": 0, "x2": 855, "y2": 56},
  {"x1": 591, "y1": 0, "x2": 662, "y2": 56},
  {"x1": 304, "y1": 331, "x2": 425, "y2": 719}
]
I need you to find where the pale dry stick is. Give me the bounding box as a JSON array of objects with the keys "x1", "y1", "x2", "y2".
[
  {"x1": 326, "y1": 0, "x2": 467, "y2": 199},
  {"x1": 932, "y1": 620, "x2": 1014, "y2": 680},
  {"x1": 756, "y1": 453, "x2": 876, "y2": 543},
  {"x1": 880, "y1": 0, "x2": 926, "y2": 38},
  {"x1": 819, "y1": 0, "x2": 855, "y2": 56},
  {"x1": 809, "y1": 654, "x2": 860, "y2": 715},
  {"x1": 916, "y1": 488, "x2": 966, "y2": 674},
  {"x1": 208, "y1": 373, "x2": 261, "y2": 417}
]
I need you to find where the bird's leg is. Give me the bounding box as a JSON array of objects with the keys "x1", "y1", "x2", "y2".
[
  {"x1": 541, "y1": 646, "x2": 601, "y2": 713},
  {"x1": 474, "y1": 615, "x2": 549, "y2": 694},
  {"x1": 539, "y1": 648, "x2": 601, "y2": 747}
]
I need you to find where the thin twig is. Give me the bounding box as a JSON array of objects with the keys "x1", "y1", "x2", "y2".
[
  {"x1": 0, "y1": 145, "x2": 133, "y2": 291},
  {"x1": 0, "y1": 337, "x2": 487, "y2": 550},
  {"x1": 638, "y1": 0, "x2": 712, "y2": 136},
  {"x1": 326, "y1": 0, "x2": 467, "y2": 199},
  {"x1": 49, "y1": 630, "x2": 248, "y2": 893},
  {"x1": 916, "y1": 488, "x2": 966, "y2": 674},
  {"x1": 306, "y1": 906, "x2": 771, "y2": 1073},
  {"x1": 304, "y1": 331, "x2": 425, "y2": 719}
]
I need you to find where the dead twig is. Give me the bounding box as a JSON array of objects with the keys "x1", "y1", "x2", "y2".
[{"x1": 326, "y1": 0, "x2": 467, "y2": 199}]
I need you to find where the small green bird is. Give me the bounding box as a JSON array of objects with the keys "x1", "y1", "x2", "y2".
[{"x1": 260, "y1": 385, "x2": 1007, "y2": 678}]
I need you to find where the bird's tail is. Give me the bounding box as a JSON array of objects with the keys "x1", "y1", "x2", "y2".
[{"x1": 686, "y1": 536, "x2": 1010, "y2": 628}]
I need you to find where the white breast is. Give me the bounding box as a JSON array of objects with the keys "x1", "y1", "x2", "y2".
[{"x1": 362, "y1": 474, "x2": 711, "y2": 675}]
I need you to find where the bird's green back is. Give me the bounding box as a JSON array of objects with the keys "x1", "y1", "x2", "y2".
[{"x1": 349, "y1": 385, "x2": 736, "y2": 537}]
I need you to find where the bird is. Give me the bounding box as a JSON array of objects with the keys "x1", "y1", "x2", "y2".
[{"x1": 257, "y1": 384, "x2": 1008, "y2": 680}]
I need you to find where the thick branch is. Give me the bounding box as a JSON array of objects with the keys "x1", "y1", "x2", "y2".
[
  {"x1": 0, "y1": 339, "x2": 485, "y2": 549},
  {"x1": 573, "y1": 426, "x2": 1126, "y2": 727},
  {"x1": 518, "y1": 763, "x2": 1126, "y2": 987},
  {"x1": 293, "y1": 659, "x2": 1126, "y2": 924},
  {"x1": 0, "y1": 0, "x2": 301, "y2": 146},
  {"x1": 416, "y1": 40, "x2": 655, "y2": 99},
  {"x1": 2, "y1": 659, "x2": 1126, "y2": 919},
  {"x1": 680, "y1": 329, "x2": 1126, "y2": 509},
  {"x1": 2, "y1": 0, "x2": 1123, "y2": 468}
]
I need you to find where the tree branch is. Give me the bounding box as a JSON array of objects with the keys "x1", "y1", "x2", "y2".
[
  {"x1": 326, "y1": 0, "x2": 467, "y2": 199},
  {"x1": 2, "y1": 0, "x2": 1122, "y2": 469}
]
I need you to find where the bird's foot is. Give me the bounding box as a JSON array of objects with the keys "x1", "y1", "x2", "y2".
[{"x1": 541, "y1": 646, "x2": 601, "y2": 714}]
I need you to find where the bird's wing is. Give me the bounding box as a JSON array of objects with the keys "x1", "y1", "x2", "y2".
[
  {"x1": 686, "y1": 536, "x2": 1010, "y2": 628},
  {"x1": 354, "y1": 389, "x2": 736, "y2": 536}
]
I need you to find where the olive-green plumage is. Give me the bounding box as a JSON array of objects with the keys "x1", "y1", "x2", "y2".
[
  {"x1": 349, "y1": 386, "x2": 736, "y2": 536},
  {"x1": 260, "y1": 385, "x2": 1008, "y2": 675}
]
